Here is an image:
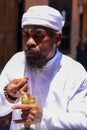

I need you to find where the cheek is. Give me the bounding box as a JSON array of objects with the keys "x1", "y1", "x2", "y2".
[
  {"x1": 40, "y1": 42, "x2": 54, "y2": 56},
  {"x1": 40, "y1": 37, "x2": 55, "y2": 55}
]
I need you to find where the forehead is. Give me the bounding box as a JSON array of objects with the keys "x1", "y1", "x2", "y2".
[{"x1": 23, "y1": 25, "x2": 52, "y2": 32}]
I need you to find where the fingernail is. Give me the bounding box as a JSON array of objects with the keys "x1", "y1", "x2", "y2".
[
  {"x1": 25, "y1": 77, "x2": 29, "y2": 80},
  {"x1": 20, "y1": 77, "x2": 29, "y2": 81}
]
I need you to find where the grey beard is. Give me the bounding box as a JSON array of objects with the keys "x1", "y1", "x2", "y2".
[{"x1": 25, "y1": 54, "x2": 47, "y2": 69}]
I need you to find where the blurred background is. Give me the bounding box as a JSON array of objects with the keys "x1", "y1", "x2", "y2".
[{"x1": 0, "y1": 0, "x2": 87, "y2": 129}]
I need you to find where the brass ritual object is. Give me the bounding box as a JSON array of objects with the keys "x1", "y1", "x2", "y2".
[{"x1": 20, "y1": 93, "x2": 35, "y2": 130}]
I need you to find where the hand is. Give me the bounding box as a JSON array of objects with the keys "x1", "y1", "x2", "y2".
[
  {"x1": 12, "y1": 95, "x2": 43, "y2": 125},
  {"x1": 6, "y1": 78, "x2": 29, "y2": 98}
]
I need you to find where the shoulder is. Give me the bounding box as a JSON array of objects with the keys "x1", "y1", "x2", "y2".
[
  {"x1": 52, "y1": 54, "x2": 87, "y2": 95},
  {"x1": 5, "y1": 51, "x2": 25, "y2": 66},
  {"x1": 62, "y1": 54, "x2": 86, "y2": 71},
  {"x1": 9, "y1": 51, "x2": 25, "y2": 62},
  {"x1": 60, "y1": 54, "x2": 87, "y2": 81},
  {"x1": 0, "y1": 51, "x2": 26, "y2": 82},
  {"x1": 1, "y1": 51, "x2": 26, "y2": 75}
]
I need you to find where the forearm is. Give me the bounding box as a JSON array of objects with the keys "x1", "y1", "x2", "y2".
[
  {"x1": 0, "y1": 85, "x2": 20, "y2": 116},
  {"x1": 4, "y1": 85, "x2": 19, "y2": 103}
]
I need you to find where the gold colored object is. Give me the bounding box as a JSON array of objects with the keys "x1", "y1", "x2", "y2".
[
  {"x1": 21, "y1": 93, "x2": 35, "y2": 104},
  {"x1": 20, "y1": 93, "x2": 35, "y2": 130}
]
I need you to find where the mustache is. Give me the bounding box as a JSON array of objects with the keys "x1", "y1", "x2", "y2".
[{"x1": 24, "y1": 46, "x2": 40, "y2": 53}]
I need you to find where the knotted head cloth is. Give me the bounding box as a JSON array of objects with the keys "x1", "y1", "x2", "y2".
[{"x1": 21, "y1": 5, "x2": 64, "y2": 32}]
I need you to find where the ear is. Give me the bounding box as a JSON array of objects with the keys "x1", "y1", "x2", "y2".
[{"x1": 55, "y1": 32, "x2": 62, "y2": 46}]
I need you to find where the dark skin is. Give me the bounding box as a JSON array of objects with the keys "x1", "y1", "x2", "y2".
[
  {"x1": 22, "y1": 25, "x2": 62, "y2": 61},
  {"x1": 5, "y1": 25, "x2": 62, "y2": 125}
]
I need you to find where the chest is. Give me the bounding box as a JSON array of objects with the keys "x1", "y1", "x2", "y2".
[{"x1": 28, "y1": 70, "x2": 73, "y2": 112}]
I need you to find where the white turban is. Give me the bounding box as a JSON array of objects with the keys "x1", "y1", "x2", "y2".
[{"x1": 21, "y1": 5, "x2": 64, "y2": 32}]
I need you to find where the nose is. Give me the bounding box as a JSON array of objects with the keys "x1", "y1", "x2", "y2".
[{"x1": 26, "y1": 37, "x2": 36, "y2": 47}]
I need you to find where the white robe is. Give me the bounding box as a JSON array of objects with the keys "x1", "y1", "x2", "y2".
[{"x1": 0, "y1": 50, "x2": 87, "y2": 130}]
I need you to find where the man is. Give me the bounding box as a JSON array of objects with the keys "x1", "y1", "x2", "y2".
[{"x1": 0, "y1": 5, "x2": 87, "y2": 130}]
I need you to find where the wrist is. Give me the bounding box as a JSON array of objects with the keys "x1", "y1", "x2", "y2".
[{"x1": 4, "y1": 86, "x2": 18, "y2": 103}]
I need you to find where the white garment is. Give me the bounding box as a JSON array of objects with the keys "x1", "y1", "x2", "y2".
[
  {"x1": 22, "y1": 5, "x2": 64, "y2": 32},
  {"x1": 0, "y1": 50, "x2": 87, "y2": 130}
]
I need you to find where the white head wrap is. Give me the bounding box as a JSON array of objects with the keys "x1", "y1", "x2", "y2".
[{"x1": 22, "y1": 5, "x2": 64, "y2": 32}]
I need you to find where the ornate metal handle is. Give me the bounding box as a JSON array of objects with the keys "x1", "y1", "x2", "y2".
[{"x1": 20, "y1": 93, "x2": 35, "y2": 130}]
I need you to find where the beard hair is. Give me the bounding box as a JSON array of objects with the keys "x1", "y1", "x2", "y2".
[{"x1": 25, "y1": 53, "x2": 47, "y2": 69}]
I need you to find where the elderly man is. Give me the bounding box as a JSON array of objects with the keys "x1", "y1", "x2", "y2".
[{"x1": 0, "y1": 5, "x2": 87, "y2": 130}]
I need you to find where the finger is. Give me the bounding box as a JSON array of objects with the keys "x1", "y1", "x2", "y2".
[
  {"x1": 11, "y1": 79, "x2": 28, "y2": 96},
  {"x1": 16, "y1": 78, "x2": 28, "y2": 90},
  {"x1": 22, "y1": 109, "x2": 29, "y2": 114},
  {"x1": 12, "y1": 104, "x2": 31, "y2": 110},
  {"x1": 12, "y1": 119, "x2": 27, "y2": 124},
  {"x1": 28, "y1": 114, "x2": 35, "y2": 121},
  {"x1": 30, "y1": 109, "x2": 37, "y2": 115},
  {"x1": 13, "y1": 90, "x2": 20, "y2": 97},
  {"x1": 19, "y1": 84, "x2": 30, "y2": 96},
  {"x1": 8, "y1": 79, "x2": 28, "y2": 93},
  {"x1": 21, "y1": 112, "x2": 34, "y2": 121},
  {"x1": 12, "y1": 103, "x2": 37, "y2": 110},
  {"x1": 11, "y1": 79, "x2": 21, "y2": 84},
  {"x1": 25, "y1": 118, "x2": 35, "y2": 124},
  {"x1": 21, "y1": 112, "x2": 28, "y2": 120},
  {"x1": 12, "y1": 119, "x2": 33, "y2": 125}
]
